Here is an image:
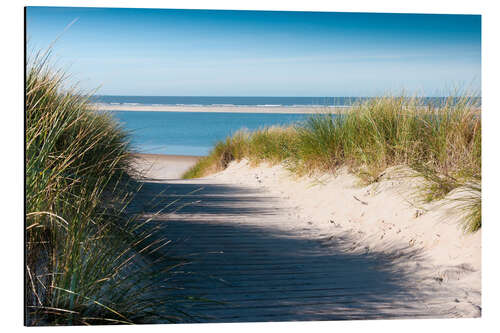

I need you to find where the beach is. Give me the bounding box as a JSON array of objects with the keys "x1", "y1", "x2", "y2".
[
  {"x1": 131, "y1": 154, "x2": 482, "y2": 318},
  {"x1": 132, "y1": 153, "x2": 201, "y2": 179},
  {"x1": 94, "y1": 103, "x2": 480, "y2": 116},
  {"x1": 24, "y1": 6, "x2": 484, "y2": 326},
  {"x1": 94, "y1": 103, "x2": 347, "y2": 114},
  {"x1": 214, "y1": 160, "x2": 481, "y2": 292}
]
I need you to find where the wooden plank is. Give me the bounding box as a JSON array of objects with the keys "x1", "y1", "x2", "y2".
[
  {"x1": 129, "y1": 177, "x2": 455, "y2": 323},
  {"x1": 170, "y1": 290, "x2": 418, "y2": 307},
  {"x1": 181, "y1": 302, "x2": 444, "y2": 323}
]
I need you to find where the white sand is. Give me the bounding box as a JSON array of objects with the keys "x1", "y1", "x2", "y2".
[
  {"x1": 131, "y1": 154, "x2": 481, "y2": 317},
  {"x1": 94, "y1": 103, "x2": 345, "y2": 114},
  {"x1": 131, "y1": 153, "x2": 200, "y2": 179},
  {"x1": 211, "y1": 159, "x2": 481, "y2": 316}
]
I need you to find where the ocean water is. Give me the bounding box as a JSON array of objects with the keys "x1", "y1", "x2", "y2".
[
  {"x1": 111, "y1": 111, "x2": 311, "y2": 156},
  {"x1": 103, "y1": 96, "x2": 474, "y2": 156}
]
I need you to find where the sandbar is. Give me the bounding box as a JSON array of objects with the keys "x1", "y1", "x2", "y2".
[{"x1": 94, "y1": 103, "x2": 347, "y2": 114}]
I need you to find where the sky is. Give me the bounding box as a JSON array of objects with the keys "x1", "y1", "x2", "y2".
[{"x1": 26, "y1": 7, "x2": 481, "y2": 96}]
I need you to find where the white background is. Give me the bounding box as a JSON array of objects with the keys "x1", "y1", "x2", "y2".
[{"x1": 1, "y1": 1, "x2": 498, "y2": 332}]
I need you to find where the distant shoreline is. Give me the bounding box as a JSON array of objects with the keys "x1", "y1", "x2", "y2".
[{"x1": 93, "y1": 103, "x2": 348, "y2": 114}]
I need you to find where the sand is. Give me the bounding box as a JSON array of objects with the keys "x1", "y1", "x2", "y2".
[
  {"x1": 94, "y1": 103, "x2": 346, "y2": 114},
  {"x1": 211, "y1": 160, "x2": 481, "y2": 316},
  {"x1": 94, "y1": 103, "x2": 478, "y2": 115},
  {"x1": 132, "y1": 154, "x2": 481, "y2": 318},
  {"x1": 131, "y1": 153, "x2": 201, "y2": 179}
]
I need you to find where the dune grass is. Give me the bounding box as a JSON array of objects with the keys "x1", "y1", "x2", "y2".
[
  {"x1": 183, "y1": 96, "x2": 481, "y2": 232},
  {"x1": 25, "y1": 51, "x2": 194, "y2": 325}
]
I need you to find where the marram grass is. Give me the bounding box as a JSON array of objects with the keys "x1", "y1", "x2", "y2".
[
  {"x1": 26, "y1": 51, "x2": 195, "y2": 325},
  {"x1": 183, "y1": 96, "x2": 481, "y2": 232}
]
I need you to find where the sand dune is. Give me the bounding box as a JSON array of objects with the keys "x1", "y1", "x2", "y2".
[
  {"x1": 132, "y1": 155, "x2": 481, "y2": 319},
  {"x1": 211, "y1": 160, "x2": 481, "y2": 316}
]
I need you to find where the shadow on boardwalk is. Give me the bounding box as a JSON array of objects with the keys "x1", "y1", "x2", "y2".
[{"x1": 126, "y1": 178, "x2": 455, "y2": 323}]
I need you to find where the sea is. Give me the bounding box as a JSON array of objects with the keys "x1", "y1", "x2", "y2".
[{"x1": 95, "y1": 96, "x2": 457, "y2": 156}]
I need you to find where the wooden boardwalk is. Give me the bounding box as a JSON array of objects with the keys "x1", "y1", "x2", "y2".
[{"x1": 130, "y1": 177, "x2": 458, "y2": 323}]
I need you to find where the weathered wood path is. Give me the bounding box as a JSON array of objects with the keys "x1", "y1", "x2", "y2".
[{"x1": 130, "y1": 176, "x2": 457, "y2": 323}]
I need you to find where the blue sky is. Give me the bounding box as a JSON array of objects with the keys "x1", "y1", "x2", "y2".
[{"x1": 26, "y1": 7, "x2": 481, "y2": 96}]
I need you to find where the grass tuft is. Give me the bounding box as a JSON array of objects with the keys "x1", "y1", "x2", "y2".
[
  {"x1": 182, "y1": 95, "x2": 481, "y2": 232},
  {"x1": 26, "y1": 50, "x2": 194, "y2": 325}
]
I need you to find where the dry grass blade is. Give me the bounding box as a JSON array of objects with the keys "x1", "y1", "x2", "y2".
[
  {"x1": 183, "y1": 94, "x2": 481, "y2": 232},
  {"x1": 26, "y1": 47, "x2": 200, "y2": 325}
]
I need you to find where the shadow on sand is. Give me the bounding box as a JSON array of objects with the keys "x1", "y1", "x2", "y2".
[{"x1": 126, "y1": 178, "x2": 455, "y2": 323}]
